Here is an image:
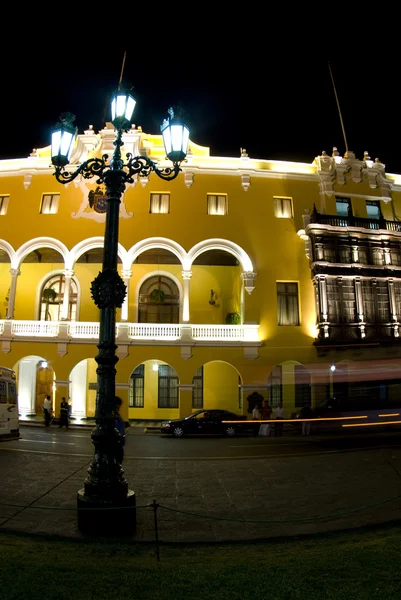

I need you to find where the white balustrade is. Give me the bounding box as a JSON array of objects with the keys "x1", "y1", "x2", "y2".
[
  {"x1": 127, "y1": 323, "x2": 181, "y2": 340},
  {"x1": 11, "y1": 320, "x2": 59, "y2": 337},
  {"x1": 68, "y1": 322, "x2": 100, "y2": 338},
  {"x1": 1, "y1": 320, "x2": 260, "y2": 343}
]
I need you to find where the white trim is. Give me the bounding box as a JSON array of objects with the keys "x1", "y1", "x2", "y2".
[
  {"x1": 68, "y1": 237, "x2": 127, "y2": 270},
  {"x1": 125, "y1": 237, "x2": 186, "y2": 270},
  {"x1": 0, "y1": 239, "x2": 16, "y2": 266},
  {"x1": 15, "y1": 237, "x2": 69, "y2": 270},
  {"x1": 187, "y1": 239, "x2": 253, "y2": 272},
  {"x1": 334, "y1": 191, "x2": 391, "y2": 202}
]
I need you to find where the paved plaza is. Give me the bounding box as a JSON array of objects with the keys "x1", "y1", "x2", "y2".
[{"x1": 2, "y1": 434, "x2": 401, "y2": 542}]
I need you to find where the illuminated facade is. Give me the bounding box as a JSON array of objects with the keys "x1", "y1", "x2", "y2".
[{"x1": 1, "y1": 125, "x2": 401, "y2": 423}]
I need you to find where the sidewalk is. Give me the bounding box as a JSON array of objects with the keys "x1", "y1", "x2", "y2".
[
  {"x1": 2, "y1": 432, "x2": 401, "y2": 543},
  {"x1": 19, "y1": 415, "x2": 162, "y2": 431}
]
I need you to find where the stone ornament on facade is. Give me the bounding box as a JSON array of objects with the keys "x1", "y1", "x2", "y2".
[
  {"x1": 314, "y1": 147, "x2": 393, "y2": 201},
  {"x1": 71, "y1": 179, "x2": 133, "y2": 222},
  {"x1": 241, "y1": 271, "x2": 257, "y2": 294}
]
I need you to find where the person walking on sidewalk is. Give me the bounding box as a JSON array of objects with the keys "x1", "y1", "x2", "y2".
[
  {"x1": 43, "y1": 395, "x2": 52, "y2": 427},
  {"x1": 301, "y1": 402, "x2": 313, "y2": 435},
  {"x1": 273, "y1": 403, "x2": 285, "y2": 437},
  {"x1": 59, "y1": 397, "x2": 69, "y2": 429}
]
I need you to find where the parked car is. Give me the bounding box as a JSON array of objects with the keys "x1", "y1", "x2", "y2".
[{"x1": 160, "y1": 409, "x2": 251, "y2": 437}]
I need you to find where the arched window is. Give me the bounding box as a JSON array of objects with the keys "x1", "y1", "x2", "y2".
[
  {"x1": 138, "y1": 275, "x2": 179, "y2": 323},
  {"x1": 40, "y1": 274, "x2": 78, "y2": 321}
]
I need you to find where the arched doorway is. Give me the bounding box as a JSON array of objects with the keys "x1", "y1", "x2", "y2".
[
  {"x1": 191, "y1": 361, "x2": 243, "y2": 414},
  {"x1": 128, "y1": 360, "x2": 179, "y2": 420},
  {"x1": 14, "y1": 356, "x2": 55, "y2": 416},
  {"x1": 138, "y1": 276, "x2": 179, "y2": 323}
]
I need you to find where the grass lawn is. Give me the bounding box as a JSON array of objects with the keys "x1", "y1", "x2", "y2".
[{"x1": 1, "y1": 525, "x2": 401, "y2": 599}]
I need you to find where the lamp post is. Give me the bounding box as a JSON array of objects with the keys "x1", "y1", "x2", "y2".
[{"x1": 51, "y1": 89, "x2": 189, "y2": 534}]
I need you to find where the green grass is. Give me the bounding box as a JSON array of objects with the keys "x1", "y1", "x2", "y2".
[{"x1": 1, "y1": 526, "x2": 401, "y2": 599}]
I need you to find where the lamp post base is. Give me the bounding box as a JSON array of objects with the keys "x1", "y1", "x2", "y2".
[{"x1": 77, "y1": 488, "x2": 136, "y2": 535}]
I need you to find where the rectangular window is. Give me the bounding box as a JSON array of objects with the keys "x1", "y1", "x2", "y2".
[
  {"x1": 207, "y1": 194, "x2": 227, "y2": 215},
  {"x1": 158, "y1": 365, "x2": 179, "y2": 408},
  {"x1": 40, "y1": 194, "x2": 59, "y2": 215},
  {"x1": 376, "y1": 281, "x2": 390, "y2": 322},
  {"x1": 323, "y1": 245, "x2": 336, "y2": 262},
  {"x1": 129, "y1": 364, "x2": 144, "y2": 408},
  {"x1": 274, "y1": 197, "x2": 293, "y2": 218},
  {"x1": 192, "y1": 366, "x2": 203, "y2": 408},
  {"x1": 336, "y1": 197, "x2": 351, "y2": 217},
  {"x1": 341, "y1": 279, "x2": 356, "y2": 323},
  {"x1": 366, "y1": 200, "x2": 381, "y2": 220},
  {"x1": 390, "y1": 249, "x2": 401, "y2": 266},
  {"x1": 277, "y1": 282, "x2": 300, "y2": 325},
  {"x1": 0, "y1": 195, "x2": 9, "y2": 215},
  {"x1": 268, "y1": 366, "x2": 282, "y2": 407},
  {"x1": 327, "y1": 278, "x2": 341, "y2": 323},
  {"x1": 394, "y1": 281, "x2": 401, "y2": 319},
  {"x1": 150, "y1": 193, "x2": 170, "y2": 214},
  {"x1": 362, "y1": 280, "x2": 375, "y2": 322}
]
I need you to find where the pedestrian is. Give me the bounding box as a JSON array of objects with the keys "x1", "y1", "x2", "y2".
[
  {"x1": 274, "y1": 402, "x2": 285, "y2": 436},
  {"x1": 59, "y1": 397, "x2": 69, "y2": 429},
  {"x1": 259, "y1": 400, "x2": 273, "y2": 436},
  {"x1": 114, "y1": 396, "x2": 126, "y2": 463},
  {"x1": 252, "y1": 403, "x2": 261, "y2": 436},
  {"x1": 301, "y1": 402, "x2": 313, "y2": 435},
  {"x1": 43, "y1": 395, "x2": 52, "y2": 427}
]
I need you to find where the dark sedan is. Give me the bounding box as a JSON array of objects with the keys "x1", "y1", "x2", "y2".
[{"x1": 160, "y1": 409, "x2": 251, "y2": 437}]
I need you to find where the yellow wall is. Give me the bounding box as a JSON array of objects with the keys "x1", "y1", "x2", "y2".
[
  {"x1": 204, "y1": 361, "x2": 240, "y2": 413},
  {"x1": 128, "y1": 360, "x2": 180, "y2": 421}
]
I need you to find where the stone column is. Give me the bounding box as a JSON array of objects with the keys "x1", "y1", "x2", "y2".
[
  {"x1": 181, "y1": 270, "x2": 192, "y2": 323},
  {"x1": 121, "y1": 269, "x2": 132, "y2": 322},
  {"x1": 317, "y1": 275, "x2": 329, "y2": 338},
  {"x1": 6, "y1": 268, "x2": 20, "y2": 319},
  {"x1": 61, "y1": 269, "x2": 74, "y2": 320},
  {"x1": 355, "y1": 277, "x2": 365, "y2": 337},
  {"x1": 388, "y1": 279, "x2": 399, "y2": 337}
]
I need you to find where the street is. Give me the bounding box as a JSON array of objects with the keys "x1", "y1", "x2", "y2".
[{"x1": 2, "y1": 425, "x2": 401, "y2": 459}]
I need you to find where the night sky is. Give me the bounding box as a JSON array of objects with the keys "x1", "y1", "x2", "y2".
[{"x1": 2, "y1": 46, "x2": 401, "y2": 173}]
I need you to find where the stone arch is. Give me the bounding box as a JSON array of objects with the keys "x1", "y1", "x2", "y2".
[
  {"x1": 35, "y1": 270, "x2": 81, "y2": 321},
  {"x1": 267, "y1": 360, "x2": 312, "y2": 411},
  {"x1": 14, "y1": 355, "x2": 56, "y2": 416},
  {"x1": 187, "y1": 239, "x2": 254, "y2": 272},
  {"x1": 127, "y1": 359, "x2": 180, "y2": 421},
  {"x1": 69, "y1": 358, "x2": 98, "y2": 419},
  {"x1": 191, "y1": 359, "x2": 243, "y2": 414},
  {"x1": 68, "y1": 237, "x2": 127, "y2": 269},
  {"x1": 0, "y1": 239, "x2": 16, "y2": 267},
  {"x1": 15, "y1": 237, "x2": 69, "y2": 269},
  {"x1": 125, "y1": 237, "x2": 186, "y2": 270}
]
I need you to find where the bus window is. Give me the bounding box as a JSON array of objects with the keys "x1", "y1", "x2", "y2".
[
  {"x1": 0, "y1": 381, "x2": 6, "y2": 403},
  {"x1": 8, "y1": 383, "x2": 16, "y2": 404}
]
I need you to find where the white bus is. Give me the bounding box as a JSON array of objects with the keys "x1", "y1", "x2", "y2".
[{"x1": 0, "y1": 366, "x2": 19, "y2": 440}]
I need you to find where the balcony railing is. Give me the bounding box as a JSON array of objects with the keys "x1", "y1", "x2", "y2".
[
  {"x1": 310, "y1": 209, "x2": 401, "y2": 232},
  {"x1": 0, "y1": 320, "x2": 260, "y2": 345}
]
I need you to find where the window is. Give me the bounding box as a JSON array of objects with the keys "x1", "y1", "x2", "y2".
[
  {"x1": 338, "y1": 245, "x2": 351, "y2": 264},
  {"x1": 336, "y1": 197, "x2": 351, "y2": 217},
  {"x1": 294, "y1": 365, "x2": 311, "y2": 408},
  {"x1": 323, "y1": 245, "x2": 336, "y2": 262},
  {"x1": 207, "y1": 194, "x2": 227, "y2": 215},
  {"x1": 138, "y1": 275, "x2": 180, "y2": 324},
  {"x1": 192, "y1": 367, "x2": 203, "y2": 408},
  {"x1": 129, "y1": 364, "x2": 144, "y2": 408},
  {"x1": 376, "y1": 281, "x2": 390, "y2": 322},
  {"x1": 150, "y1": 193, "x2": 170, "y2": 214},
  {"x1": 341, "y1": 279, "x2": 356, "y2": 323},
  {"x1": 362, "y1": 280, "x2": 375, "y2": 322},
  {"x1": 158, "y1": 365, "x2": 179, "y2": 408},
  {"x1": 274, "y1": 197, "x2": 293, "y2": 218},
  {"x1": 371, "y1": 247, "x2": 384, "y2": 266},
  {"x1": 277, "y1": 282, "x2": 300, "y2": 326},
  {"x1": 267, "y1": 366, "x2": 282, "y2": 407},
  {"x1": 0, "y1": 195, "x2": 9, "y2": 215},
  {"x1": 40, "y1": 274, "x2": 78, "y2": 321},
  {"x1": 40, "y1": 194, "x2": 60, "y2": 214},
  {"x1": 390, "y1": 248, "x2": 401, "y2": 266},
  {"x1": 366, "y1": 200, "x2": 381, "y2": 220},
  {"x1": 327, "y1": 278, "x2": 341, "y2": 323}
]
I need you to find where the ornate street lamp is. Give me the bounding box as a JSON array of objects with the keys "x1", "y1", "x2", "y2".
[{"x1": 51, "y1": 88, "x2": 189, "y2": 534}]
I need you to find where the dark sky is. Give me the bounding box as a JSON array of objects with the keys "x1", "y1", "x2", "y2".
[{"x1": 2, "y1": 46, "x2": 400, "y2": 173}]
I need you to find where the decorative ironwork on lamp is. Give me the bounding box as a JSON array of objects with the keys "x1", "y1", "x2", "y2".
[{"x1": 50, "y1": 85, "x2": 190, "y2": 536}]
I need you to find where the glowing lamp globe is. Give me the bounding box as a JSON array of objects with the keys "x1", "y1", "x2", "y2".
[
  {"x1": 111, "y1": 89, "x2": 136, "y2": 131},
  {"x1": 51, "y1": 113, "x2": 77, "y2": 168},
  {"x1": 161, "y1": 108, "x2": 190, "y2": 164}
]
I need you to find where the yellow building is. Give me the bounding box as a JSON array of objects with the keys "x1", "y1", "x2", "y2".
[{"x1": 1, "y1": 124, "x2": 401, "y2": 424}]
